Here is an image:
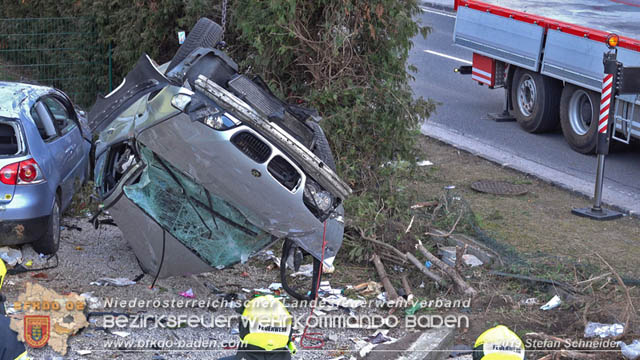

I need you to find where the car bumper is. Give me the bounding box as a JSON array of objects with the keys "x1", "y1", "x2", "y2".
[{"x1": 0, "y1": 215, "x2": 49, "y2": 245}]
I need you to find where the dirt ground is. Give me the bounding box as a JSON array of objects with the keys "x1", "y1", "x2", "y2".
[{"x1": 2, "y1": 134, "x2": 638, "y2": 360}]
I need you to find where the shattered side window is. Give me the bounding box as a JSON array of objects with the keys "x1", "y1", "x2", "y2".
[{"x1": 122, "y1": 146, "x2": 276, "y2": 267}]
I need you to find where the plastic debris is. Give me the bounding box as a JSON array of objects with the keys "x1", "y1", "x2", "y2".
[
  {"x1": 90, "y1": 277, "x2": 136, "y2": 286},
  {"x1": 405, "y1": 302, "x2": 424, "y2": 316},
  {"x1": 584, "y1": 322, "x2": 624, "y2": 338},
  {"x1": 438, "y1": 246, "x2": 457, "y2": 267},
  {"x1": 519, "y1": 298, "x2": 539, "y2": 306},
  {"x1": 354, "y1": 281, "x2": 383, "y2": 296},
  {"x1": 0, "y1": 246, "x2": 22, "y2": 266},
  {"x1": 268, "y1": 283, "x2": 283, "y2": 291},
  {"x1": 416, "y1": 160, "x2": 434, "y2": 167},
  {"x1": 77, "y1": 350, "x2": 92, "y2": 356},
  {"x1": 462, "y1": 254, "x2": 483, "y2": 267},
  {"x1": 425, "y1": 261, "x2": 432, "y2": 268},
  {"x1": 112, "y1": 331, "x2": 130, "y2": 338},
  {"x1": 540, "y1": 295, "x2": 562, "y2": 310},
  {"x1": 25, "y1": 260, "x2": 33, "y2": 267},
  {"x1": 619, "y1": 339, "x2": 640, "y2": 360},
  {"x1": 368, "y1": 332, "x2": 392, "y2": 344},
  {"x1": 230, "y1": 328, "x2": 239, "y2": 335},
  {"x1": 80, "y1": 292, "x2": 102, "y2": 310},
  {"x1": 290, "y1": 263, "x2": 313, "y2": 278},
  {"x1": 179, "y1": 288, "x2": 195, "y2": 298}
]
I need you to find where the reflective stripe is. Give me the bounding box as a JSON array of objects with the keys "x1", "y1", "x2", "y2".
[{"x1": 472, "y1": 67, "x2": 492, "y2": 77}]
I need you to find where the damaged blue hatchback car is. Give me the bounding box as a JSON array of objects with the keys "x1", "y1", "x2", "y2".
[
  {"x1": 0, "y1": 82, "x2": 92, "y2": 254},
  {"x1": 90, "y1": 19, "x2": 351, "y2": 299}
]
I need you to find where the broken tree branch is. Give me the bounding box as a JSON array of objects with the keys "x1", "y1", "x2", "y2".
[
  {"x1": 595, "y1": 253, "x2": 636, "y2": 340},
  {"x1": 405, "y1": 252, "x2": 447, "y2": 287},
  {"x1": 400, "y1": 274, "x2": 414, "y2": 303},
  {"x1": 357, "y1": 226, "x2": 407, "y2": 261},
  {"x1": 425, "y1": 212, "x2": 462, "y2": 238},
  {"x1": 372, "y1": 253, "x2": 399, "y2": 302},
  {"x1": 416, "y1": 240, "x2": 477, "y2": 297}
]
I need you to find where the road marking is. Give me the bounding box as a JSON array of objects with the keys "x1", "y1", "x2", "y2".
[
  {"x1": 424, "y1": 50, "x2": 472, "y2": 64},
  {"x1": 420, "y1": 6, "x2": 457, "y2": 18}
]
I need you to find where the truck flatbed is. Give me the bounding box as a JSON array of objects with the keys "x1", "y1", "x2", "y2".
[{"x1": 478, "y1": 0, "x2": 640, "y2": 41}]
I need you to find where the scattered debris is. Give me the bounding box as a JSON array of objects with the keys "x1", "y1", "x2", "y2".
[
  {"x1": 0, "y1": 246, "x2": 22, "y2": 266},
  {"x1": 24, "y1": 260, "x2": 32, "y2": 267},
  {"x1": 416, "y1": 160, "x2": 434, "y2": 167},
  {"x1": 411, "y1": 201, "x2": 438, "y2": 209},
  {"x1": 179, "y1": 288, "x2": 195, "y2": 298},
  {"x1": 416, "y1": 240, "x2": 477, "y2": 297},
  {"x1": 90, "y1": 277, "x2": 137, "y2": 287},
  {"x1": 80, "y1": 292, "x2": 102, "y2": 310},
  {"x1": 31, "y1": 272, "x2": 48, "y2": 279},
  {"x1": 540, "y1": 295, "x2": 562, "y2": 310},
  {"x1": 519, "y1": 298, "x2": 539, "y2": 306},
  {"x1": 372, "y1": 253, "x2": 399, "y2": 303},
  {"x1": 584, "y1": 322, "x2": 624, "y2": 338},
  {"x1": 619, "y1": 339, "x2": 640, "y2": 360},
  {"x1": 76, "y1": 350, "x2": 92, "y2": 356},
  {"x1": 290, "y1": 263, "x2": 313, "y2": 278},
  {"x1": 353, "y1": 281, "x2": 383, "y2": 296},
  {"x1": 112, "y1": 331, "x2": 131, "y2": 338},
  {"x1": 462, "y1": 254, "x2": 483, "y2": 267}
]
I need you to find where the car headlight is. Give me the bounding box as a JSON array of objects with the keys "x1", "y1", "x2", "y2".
[{"x1": 303, "y1": 179, "x2": 335, "y2": 219}]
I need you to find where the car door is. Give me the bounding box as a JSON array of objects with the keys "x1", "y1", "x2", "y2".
[{"x1": 41, "y1": 96, "x2": 84, "y2": 209}]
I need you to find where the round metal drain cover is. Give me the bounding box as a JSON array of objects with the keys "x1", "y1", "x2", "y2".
[{"x1": 471, "y1": 180, "x2": 528, "y2": 196}]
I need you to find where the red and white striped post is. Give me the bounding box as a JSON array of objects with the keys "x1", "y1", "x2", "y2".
[{"x1": 571, "y1": 51, "x2": 622, "y2": 220}]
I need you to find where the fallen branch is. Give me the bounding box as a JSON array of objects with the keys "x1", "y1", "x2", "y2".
[
  {"x1": 425, "y1": 212, "x2": 462, "y2": 238},
  {"x1": 488, "y1": 271, "x2": 579, "y2": 294},
  {"x1": 416, "y1": 240, "x2": 477, "y2": 297},
  {"x1": 356, "y1": 226, "x2": 407, "y2": 261},
  {"x1": 372, "y1": 253, "x2": 399, "y2": 302},
  {"x1": 404, "y1": 215, "x2": 415, "y2": 234},
  {"x1": 401, "y1": 274, "x2": 414, "y2": 303},
  {"x1": 454, "y1": 244, "x2": 467, "y2": 273},
  {"x1": 405, "y1": 252, "x2": 447, "y2": 287},
  {"x1": 595, "y1": 253, "x2": 636, "y2": 340}
]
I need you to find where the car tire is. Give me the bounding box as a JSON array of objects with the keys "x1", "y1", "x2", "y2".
[
  {"x1": 559, "y1": 84, "x2": 600, "y2": 154},
  {"x1": 166, "y1": 18, "x2": 223, "y2": 73},
  {"x1": 307, "y1": 121, "x2": 337, "y2": 171},
  {"x1": 33, "y1": 194, "x2": 61, "y2": 255},
  {"x1": 511, "y1": 68, "x2": 562, "y2": 133}
]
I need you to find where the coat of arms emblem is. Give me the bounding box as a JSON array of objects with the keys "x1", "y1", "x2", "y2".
[{"x1": 24, "y1": 315, "x2": 50, "y2": 348}]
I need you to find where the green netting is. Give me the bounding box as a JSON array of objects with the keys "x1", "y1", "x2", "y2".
[
  {"x1": 0, "y1": 17, "x2": 110, "y2": 107},
  {"x1": 123, "y1": 146, "x2": 276, "y2": 268}
]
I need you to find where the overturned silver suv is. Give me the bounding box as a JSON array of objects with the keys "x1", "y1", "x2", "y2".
[{"x1": 89, "y1": 19, "x2": 351, "y2": 298}]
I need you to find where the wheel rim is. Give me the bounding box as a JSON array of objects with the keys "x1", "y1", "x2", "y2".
[
  {"x1": 568, "y1": 90, "x2": 593, "y2": 136},
  {"x1": 51, "y1": 200, "x2": 60, "y2": 248},
  {"x1": 517, "y1": 74, "x2": 537, "y2": 117}
]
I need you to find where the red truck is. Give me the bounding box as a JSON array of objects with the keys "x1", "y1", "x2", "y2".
[{"x1": 452, "y1": 0, "x2": 640, "y2": 154}]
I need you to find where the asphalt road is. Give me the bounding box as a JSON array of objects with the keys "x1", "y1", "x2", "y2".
[{"x1": 410, "y1": 5, "x2": 640, "y2": 214}]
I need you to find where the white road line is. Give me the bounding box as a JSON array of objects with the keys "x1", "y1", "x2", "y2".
[
  {"x1": 424, "y1": 50, "x2": 472, "y2": 64},
  {"x1": 420, "y1": 6, "x2": 456, "y2": 18}
]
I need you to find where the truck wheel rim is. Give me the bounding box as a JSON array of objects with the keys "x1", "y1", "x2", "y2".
[
  {"x1": 568, "y1": 90, "x2": 593, "y2": 136},
  {"x1": 517, "y1": 75, "x2": 536, "y2": 117}
]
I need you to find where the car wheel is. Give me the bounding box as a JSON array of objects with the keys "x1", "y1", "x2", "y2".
[
  {"x1": 559, "y1": 84, "x2": 600, "y2": 154},
  {"x1": 166, "y1": 18, "x2": 223, "y2": 73},
  {"x1": 307, "y1": 121, "x2": 336, "y2": 171},
  {"x1": 33, "y1": 194, "x2": 61, "y2": 255},
  {"x1": 511, "y1": 68, "x2": 562, "y2": 133}
]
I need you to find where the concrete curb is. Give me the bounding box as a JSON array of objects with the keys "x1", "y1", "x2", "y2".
[
  {"x1": 420, "y1": 121, "x2": 640, "y2": 217},
  {"x1": 365, "y1": 328, "x2": 455, "y2": 360}
]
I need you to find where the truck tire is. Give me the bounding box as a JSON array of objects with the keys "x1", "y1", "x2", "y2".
[
  {"x1": 559, "y1": 84, "x2": 600, "y2": 154},
  {"x1": 33, "y1": 194, "x2": 60, "y2": 255},
  {"x1": 166, "y1": 18, "x2": 223, "y2": 73},
  {"x1": 511, "y1": 68, "x2": 562, "y2": 133}
]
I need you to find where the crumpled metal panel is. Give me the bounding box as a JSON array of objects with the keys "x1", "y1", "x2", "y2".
[{"x1": 122, "y1": 146, "x2": 276, "y2": 269}]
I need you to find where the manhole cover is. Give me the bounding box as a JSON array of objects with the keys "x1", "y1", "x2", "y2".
[{"x1": 470, "y1": 180, "x2": 528, "y2": 196}]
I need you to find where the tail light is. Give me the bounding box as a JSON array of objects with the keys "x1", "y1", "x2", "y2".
[{"x1": 0, "y1": 158, "x2": 45, "y2": 185}]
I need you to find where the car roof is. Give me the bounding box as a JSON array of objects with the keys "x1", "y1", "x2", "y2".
[{"x1": 0, "y1": 81, "x2": 55, "y2": 118}]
